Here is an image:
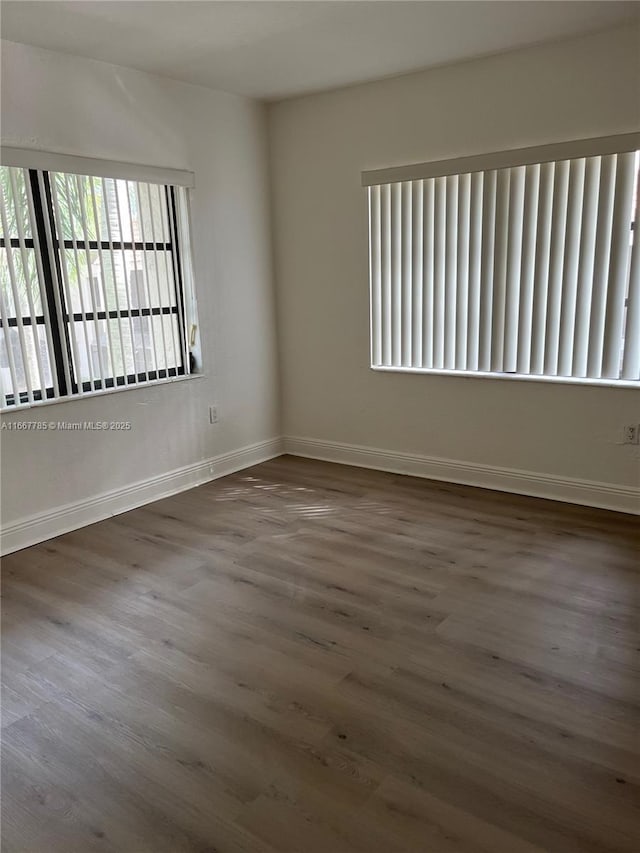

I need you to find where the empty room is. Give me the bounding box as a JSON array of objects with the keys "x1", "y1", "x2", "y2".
[{"x1": 1, "y1": 1, "x2": 639, "y2": 851}]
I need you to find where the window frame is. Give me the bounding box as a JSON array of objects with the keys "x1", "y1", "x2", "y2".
[
  {"x1": 0, "y1": 160, "x2": 197, "y2": 410},
  {"x1": 363, "y1": 132, "x2": 640, "y2": 388}
]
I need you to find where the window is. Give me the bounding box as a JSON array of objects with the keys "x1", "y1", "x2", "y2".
[
  {"x1": 364, "y1": 133, "x2": 640, "y2": 385},
  {"x1": 0, "y1": 151, "x2": 197, "y2": 410}
]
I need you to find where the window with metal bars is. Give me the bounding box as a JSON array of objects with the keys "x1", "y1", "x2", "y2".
[
  {"x1": 0, "y1": 161, "x2": 195, "y2": 409},
  {"x1": 363, "y1": 133, "x2": 640, "y2": 385}
]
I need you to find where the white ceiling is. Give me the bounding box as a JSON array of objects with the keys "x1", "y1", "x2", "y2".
[{"x1": 1, "y1": 1, "x2": 637, "y2": 101}]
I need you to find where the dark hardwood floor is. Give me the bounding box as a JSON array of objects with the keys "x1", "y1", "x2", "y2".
[{"x1": 1, "y1": 455, "x2": 639, "y2": 852}]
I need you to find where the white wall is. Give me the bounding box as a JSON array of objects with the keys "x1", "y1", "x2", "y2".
[
  {"x1": 269, "y1": 26, "x2": 640, "y2": 493},
  {"x1": 0, "y1": 40, "x2": 280, "y2": 531}
]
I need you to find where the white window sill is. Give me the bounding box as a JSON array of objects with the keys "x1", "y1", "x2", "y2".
[
  {"x1": 370, "y1": 365, "x2": 640, "y2": 389},
  {"x1": 1, "y1": 372, "x2": 206, "y2": 416}
]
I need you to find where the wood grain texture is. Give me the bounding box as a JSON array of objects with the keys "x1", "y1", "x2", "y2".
[{"x1": 2, "y1": 455, "x2": 639, "y2": 853}]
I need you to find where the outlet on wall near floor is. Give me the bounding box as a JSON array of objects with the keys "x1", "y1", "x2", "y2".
[
  {"x1": 622, "y1": 424, "x2": 639, "y2": 445},
  {"x1": 209, "y1": 406, "x2": 219, "y2": 425}
]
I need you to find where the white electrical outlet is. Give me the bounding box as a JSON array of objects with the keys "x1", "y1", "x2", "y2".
[
  {"x1": 209, "y1": 405, "x2": 218, "y2": 425},
  {"x1": 622, "y1": 424, "x2": 639, "y2": 445}
]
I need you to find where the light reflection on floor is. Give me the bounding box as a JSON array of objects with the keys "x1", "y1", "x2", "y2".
[{"x1": 210, "y1": 475, "x2": 399, "y2": 518}]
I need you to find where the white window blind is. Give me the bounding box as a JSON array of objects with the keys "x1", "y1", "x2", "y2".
[
  {"x1": 365, "y1": 134, "x2": 640, "y2": 384},
  {"x1": 0, "y1": 167, "x2": 57, "y2": 406},
  {"x1": 0, "y1": 156, "x2": 197, "y2": 410}
]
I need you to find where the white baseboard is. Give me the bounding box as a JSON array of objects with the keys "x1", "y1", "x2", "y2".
[
  {"x1": 3, "y1": 433, "x2": 636, "y2": 555},
  {"x1": 0, "y1": 437, "x2": 283, "y2": 556},
  {"x1": 283, "y1": 436, "x2": 639, "y2": 515}
]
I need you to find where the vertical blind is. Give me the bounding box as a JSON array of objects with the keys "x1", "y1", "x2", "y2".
[
  {"x1": 0, "y1": 160, "x2": 194, "y2": 409},
  {"x1": 365, "y1": 135, "x2": 640, "y2": 383},
  {"x1": 47, "y1": 171, "x2": 186, "y2": 394},
  {"x1": 0, "y1": 168, "x2": 57, "y2": 405}
]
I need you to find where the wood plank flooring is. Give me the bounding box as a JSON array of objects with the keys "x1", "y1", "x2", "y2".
[{"x1": 1, "y1": 455, "x2": 639, "y2": 853}]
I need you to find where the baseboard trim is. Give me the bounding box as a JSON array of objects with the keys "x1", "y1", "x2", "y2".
[
  {"x1": 3, "y1": 434, "x2": 636, "y2": 555},
  {"x1": 283, "y1": 436, "x2": 639, "y2": 515},
  {"x1": 0, "y1": 437, "x2": 283, "y2": 556}
]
